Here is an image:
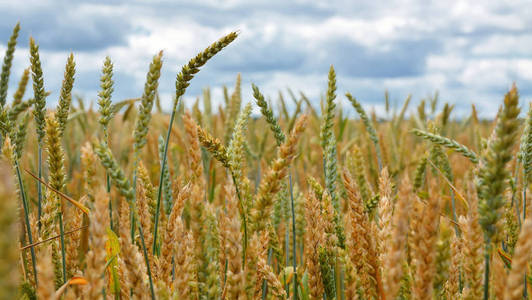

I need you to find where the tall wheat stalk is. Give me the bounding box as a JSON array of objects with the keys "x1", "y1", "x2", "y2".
[{"x1": 152, "y1": 31, "x2": 238, "y2": 254}]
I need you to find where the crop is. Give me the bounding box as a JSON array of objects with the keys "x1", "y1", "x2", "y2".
[{"x1": 1, "y1": 22, "x2": 532, "y2": 300}]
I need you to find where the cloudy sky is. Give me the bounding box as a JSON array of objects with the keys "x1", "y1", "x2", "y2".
[{"x1": 1, "y1": 0, "x2": 531, "y2": 118}]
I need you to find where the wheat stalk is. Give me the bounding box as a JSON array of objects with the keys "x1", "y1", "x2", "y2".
[
  {"x1": 29, "y1": 36, "x2": 47, "y2": 228},
  {"x1": 250, "y1": 115, "x2": 307, "y2": 232}
]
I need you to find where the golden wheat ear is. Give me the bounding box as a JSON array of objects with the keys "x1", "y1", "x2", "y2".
[
  {"x1": 83, "y1": 189, "x2": 108, "y2": 299},
  {"x1": 504, "y1": 218, "x2": 532, "y2": 300}
]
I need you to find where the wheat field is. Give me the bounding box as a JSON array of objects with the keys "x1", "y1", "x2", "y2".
[{"x1": 1, "y1": 22, "x2": 532, "y2": 300}]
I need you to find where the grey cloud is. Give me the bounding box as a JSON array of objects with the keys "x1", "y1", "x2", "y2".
[
  {"x1": 211, "y1": 35, "x2": 306, "y2": 72},
  {"x1": 0, "y1": 4, "x2": 130, "y2": 51},
  {"x1": 322, "y1": 38, "x2": 441, "y2": 78},
  {"x1": 130, "y1": 1, "x2": 334, "y2": 25}
]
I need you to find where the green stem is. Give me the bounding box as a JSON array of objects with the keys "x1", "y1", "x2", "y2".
[
  {"x1": 450, "y1": 189, "x2": 460, "y2": 236},
  {"x1": 285, "y1": 229, "x2": 290, "y2": 296},
  {"x1": 223, "y1": 257, "x2": 228, "y2": 294},
  {"x1": 255, "y1": 156, "x2": 261, "y2": 192},
  {"x1": 138, "y1": 224, "x2": 155, "y2": 300},
  {"x1": 106, "y1": 173, "x2": 113, "y2": 231},
  {"x1": 209, "y1": 168, "x2": 216, "y2": 203},
  {"x1": 523, "y1": 182, "x2": 527, "y2": 222},
  {"x1": 15, "y1": 162, "x2": 38, "y2": 285},
  {"x1": 153, "y1": 108, "x2": 176, "y2": 253},
  {"x1": 339, "y1": 265, "x2": 345, "y2": 300},
  {"x1": 37, "y1": 145, "x2": 42, "y2": 230},
  {"x1": 59, "y1": 212, "x2": 66, "y2": 283},
  {"x1": 230, "y1": 171, "x2": 248, "y2": 264},
  {"x1": 322, "y1": 156, "x2": 327, "y2": 183},
  {"x1": 512, "y1": 164, "x2": 521, "y2": 227},
  {"x1": 289, "y1": 172, "x2": 298, "y2": 300},
  {"x1": 261, "y1": 248, "x2": 273, "y2": 300},
  {"x1": 524, "y1": 274, "x2": 528, "y2": 298},
  {"x1": 104, "y1": 130, "x2": 113, "y2": 232},
  {"x1": 131, "y1": 171, "x2": 137, "y2": 246},
  {"x1": 375, "y1": 142, "x2": 383, "y2": 172}
]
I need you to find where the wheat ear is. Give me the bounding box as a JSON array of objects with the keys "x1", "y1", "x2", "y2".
[
  {"x1": 84, "y1": 189, "x2": 109, "y2": 298},
  {"x1": 55, "y1": 53, "x2": 76, "y2": 135},
  {"x1": 382, "y1": 176, "x2": 411, "y2": 299},
  {"x1": 0, "y1": 23, "x2": 20, "y2": 107},
  {"x1": 504, "y1": 218, "x2": 532, "y2": 300},
  {"x1": 250, "y1": 115, "x2": 307, "y2": 232}
]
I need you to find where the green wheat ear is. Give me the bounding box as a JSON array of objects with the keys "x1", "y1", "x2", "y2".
[
  {"x1": 10, "y1": 112, "x2": 29, "y2": 161},
  {"x1": 12, "y1": 68, "x2": 30, "y2": 107},
  {"x1": 394, "y1": 94, "x2": 411, "y2": 128},
  {"x1": 157, "y1": 135, "x2": 172, "y2": 215},
  {"x1": 426, "y1": 122, "x2": 453, "y2": 182},
  {"x1": 346, "y1": 93, "x2": 383, "y2": 170},
  {"x1": 0, "y1": 108, "x2": 10, "y2": 139},
  {"x1": 98, "y1": 56, "x2": 114, "y2": 138},
  {"x1": 56, "y1": 53, "x2": 76, "y2": 136},
  {"x1": 29, "y1": 37, "x2": 47, "y2": 143},
  {"x1": 173, "y1": 31, "x2": 238, "y2": 112},
  {"x1": 320, "y1": 65, "x2": 336, "y2": 149},
  {"x1": 133, "y1": 50, "x2": 163, "y2": 156},
  {"x1": 0, "y1": 22, "x2": 20, "y2": 107},
  {"x1": 411, "y1": 129, "x2": 478, "y2": 164},
  {"x1": 228, "y1": 103, "x2": 252, "y2": 177},
  {"x1": 252, "y1": 83, "x2": 285, "y2": 146},
  {"x1": 413, "y1": 154, "x2": 428, "y2": 190},
  {"x1": 519, "y1": 102, "x2": 532, "y2": 184},
  {"x1": 8, "y1": 98, "x2": 34, "y2": 124},
  {"x1": 152, "y1": 31, "x2": 238, "y2": 256},
  {"x1": 93, "y1": 140, "x2": 134, "y2": 202},
  {"x1": 477, "y1": 84, "x2": 520, "y2": 241}
]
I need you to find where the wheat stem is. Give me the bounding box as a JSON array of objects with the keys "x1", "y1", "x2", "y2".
[
  {"x1": 153, "y1": 31, "x2": 238, "y2": 254},
  {"x1": 15, "y1": 161, "x2": 38, "y2": 285}
]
